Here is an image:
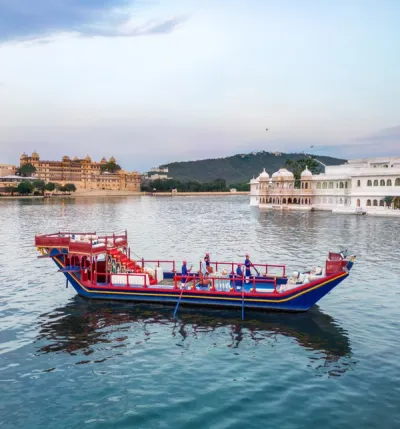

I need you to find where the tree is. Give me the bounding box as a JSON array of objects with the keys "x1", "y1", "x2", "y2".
[
  {"x1": 17, "y1": 163, "x2": 37, "y2": 177},
  {"x1": 33, "y1": 180, "x2": 46, "y2": 195},
  {"x1": 4, "y1": 186, "x2": 18, "y2": 196},
  {"x1": 55, "y1": 183, "x2": 63, "y2": 192},
  {"x1": 17, "y1": 181, "x2": 34, "y2": 194},
  {"x1": 100, "y1": 162, "x2": 121, "y2": 173},
  {"x1": 64, "y1": 183, "x2": 77, "y2": 193},
  {"x1": 382, "y1": 196, "x2": 393, "y2": 208},
  {"x1": 285, "y1": 157, "x2": 321, "y2": 188},
  {"x1": 45, "y1": 182, "x2": 56, "y2": 192}
]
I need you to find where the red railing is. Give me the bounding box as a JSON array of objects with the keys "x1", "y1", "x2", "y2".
[
  {"x1": 174, "y1": 274, "x2": 278, "y2": 293},
  {"x1": 141, "y1": 260, "x2": 176, "y2": 272},
  {"x1": 83, "y1": 271, "x2": 149, "y2": 288},
  {"x1": 199, "y1": 261, "x2": 286, "y2": 277}
]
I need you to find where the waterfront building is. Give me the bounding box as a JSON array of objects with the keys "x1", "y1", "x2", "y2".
[
  {"x1": 250, "y1": 157, "x2": 400, "y2": 215},
  {"x1": 19, "y1": 152, "x2": 141, "y2": 192},
  {"x1": 0, "y1": 175, "x2": 39, "y2": 193},
  {"x1": 0, "y1": 164, "x2": 16, "y2": 176}
]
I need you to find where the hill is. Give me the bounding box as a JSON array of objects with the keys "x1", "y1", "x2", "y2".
[{"x1": 161, "y1": 151, "x2": 346, "y2": 184}]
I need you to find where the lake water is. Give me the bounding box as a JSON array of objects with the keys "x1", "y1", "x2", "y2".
[{"x1": 1, "y1": 195, "x2": 400, "y2": 429}]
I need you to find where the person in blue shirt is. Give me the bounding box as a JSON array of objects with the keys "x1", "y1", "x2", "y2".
[
  {"x1": 235, "y1": 263, "x2": 243, "y2": 289},
  {"x1": 181, "y1": 260, "x2": 192, "y2": 288},
  {"x1": 205, "y1": 253, "x2": 210, "y2": 267},
  {"x1": 244, "y1": 253, "x2": 252, "y2": 283}
]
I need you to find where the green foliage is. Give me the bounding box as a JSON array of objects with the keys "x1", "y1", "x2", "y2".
[
  {"x1": 45, "y1": 182, "x2": 56, "y2": 192},
  {"x1": 17, "y1": 181, "x2": 34, "y2": 194},
  {"x1": 382, "y1": 196, "x2": 394, "y2": 207},
  {"x1": 65, "y1": 183, "x2": 77, "y2": 192},
  {"x1": 4, "y1": 186, "x2": 18, "y2": 195},
  {"x1": 285, "y1": 157, "x2": 321, "y2": 187},
  {"x1": 229, "y1": 182, "x2": 250, "y2": 192},
  {"x1": 33, "y1": 180, "x2": 46, "y2": 194},
  {"x1": 141, "y1": 178, "x2": 230, "y2": 192},
  {"x1": 17, "y1": 163, "x2": 37, "y2": 177},
  {"x1": 100, "y1": 162, "x2": 121, "y2": 173},
  {"x1": 161, "y1": 152, "x2": 345, "y2": 184}
]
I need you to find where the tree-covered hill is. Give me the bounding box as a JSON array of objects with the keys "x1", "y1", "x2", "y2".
[{"x1": 161, "y1": 151, "x2": 346, "y2": 184}]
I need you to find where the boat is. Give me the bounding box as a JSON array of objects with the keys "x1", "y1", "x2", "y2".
[{"x1": 34, "y1": 230, "x2": 356, "y2": 315}]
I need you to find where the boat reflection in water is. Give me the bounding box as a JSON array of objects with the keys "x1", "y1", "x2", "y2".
[{"x1": 35, "y1": 297, "x2": 355, "y2": 377}]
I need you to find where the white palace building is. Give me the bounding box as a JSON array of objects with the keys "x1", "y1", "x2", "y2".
[{"x1": 250, "y1": 157, "x2": 400, "y2": 216}]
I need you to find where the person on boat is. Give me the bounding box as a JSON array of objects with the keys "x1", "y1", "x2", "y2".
[
  {"x1": 204, "y1": 253, "x2": 213, "y2": 273},
  {"x1": 198, "y1": 270, "x2": 211, "y2": 288},
  {"x1": 181, "y1": 260, "x2": 192, "y2": 287},
  {"x1": 201, "y1": 256, "x2": 209, "y2": 277},
  {"x1": 235, "y1": 263, "x2": 243, "y2": 289},
  {"x1": 244, "y1": 254, "x2": 252, "y2": 283}
]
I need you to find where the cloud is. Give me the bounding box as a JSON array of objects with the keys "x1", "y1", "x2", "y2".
[{"x1": 0, "y1": 0, "x2": 185, "y2": 43}]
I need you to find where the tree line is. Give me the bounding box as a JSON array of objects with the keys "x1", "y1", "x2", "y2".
[
  {"x1": 141, "y1": 178, "x2": 250, "y2": 192},
  {"x1": 4, "y1": 181, "x2": 77, "y2": 196}
]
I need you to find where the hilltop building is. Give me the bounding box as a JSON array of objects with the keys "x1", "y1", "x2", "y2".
[
  {"x1": 19, "y1": 152, "x2": 141, "y2": 192},
  {"x1": 142, "y1": 166, "x2": 171, "y2": 181},
  {"x1": 250, "y1": 157, "x2": 400, "y2": 215}
]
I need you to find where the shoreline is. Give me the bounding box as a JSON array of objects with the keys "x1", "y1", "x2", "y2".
[{"x1": 1, "y1": 191, "x2": 249, "y2": 200}]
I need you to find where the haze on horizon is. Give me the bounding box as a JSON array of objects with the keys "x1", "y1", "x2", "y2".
[{"x1": 0, "y1": 0, "x2": 399, "y2": 171}]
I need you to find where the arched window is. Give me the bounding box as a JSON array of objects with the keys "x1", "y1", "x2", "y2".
[
  {"x1": 305, "y1": 182, "x2": 308, "y2": 189},
  {"x1": 373, "y1": 199, "x2": 378, "y2": 206},
  {"x1": 357, "y1": 199, "x2": 360, "y2": 207},
  {"x1": 339, "y1": 182, "x2": 344, "y2": 189},
  {"x1": 396, "y1": 178, "x2": 400, "y2": 186},
  {"x1": 317, "y1": 182, "x2": 321, "y2": 189},
  {"x1": 373, "y1": 180, "x2": 378, "y2": 186},
  {"x1": 345, "y1": 182, "x2": 348, "y2": 188},
  {"x1": 387, "y1": 179, "x2": 392, "y2": 186},
  {"x1": 339, "y1": 198, "x2": 343, "y2": 204},
  {"x1": 357, "y1": 180, "x2": 361, "y2": 187},
  {"x1": 367, "y1": 180, "x2": 372, "y2": 186},
  {"x1": 367, "y1": 199, "x2": 371, "y2": 206},
  {"x1": 380, "y1": 179, "x2": 385, "y2": 186},
  {"x1": 329, "y1": 182, "x2": 333, "y2": 189},
  {"x1": 301, "y1": 182, "x2": 304, "y2": 189},
  {"x1": 288, "y1": 198, "x2": 292, "y2": 204},
  {"x1": 379, "y1": 200, "x2": 384, "y2": 207},
  {"x1": 282, "y1": 198, "x2": 286, "y2": 204},
  {"x1": 323, "y1": 182, "x2": 327, "y2": 189}
]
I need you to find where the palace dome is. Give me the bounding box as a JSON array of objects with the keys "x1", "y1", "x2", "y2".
[
  {"x1": 85, "y1": 155, "x2": 91, "y2": 162},
  {"x1": 62, "y1": 155, "x2": 70, "y2": 162},
  {"x1": 31, "y1": 151, "x2": 39, "y2": 159},
  {"x1": 258, "y1": 168, "x2": 270, "y2": 181},
  {"x1": 101, "y1": 157, "x2": 107, "y2": 164},
  {"x1": 109, "y1": 156, "x2": 116, "y2": 163},
  {"x1": 301, "y1": 166, "x2": 312, "y2": 177},
  {"x1": 272, "y1": 168, "x2": 294, "y2": 180},
  {"x1": 20, "y1": 153, "x2": 28, "y2": 160},
  {"x1": 250, "y1": 176, "x2": 259, "y2": 184}
]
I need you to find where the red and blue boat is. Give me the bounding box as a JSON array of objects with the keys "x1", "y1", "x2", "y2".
[{"x1": 34, "y1": 230, "x2": 356, "y2": 316}]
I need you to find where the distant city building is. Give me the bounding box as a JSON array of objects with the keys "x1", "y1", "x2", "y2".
[
  {"x1": 250, "y1": 157, "x2": 400, "y2": 215},
  {"x1": 0, "y1": 175, "x2": 39, "y2": 193},
  {"x1": 19, "y1": 152, "x2": 141, "y2": 192},
  {"x1": 0, "y1": 163, "x2": 16, "y2": 176},
  {"x1": 142, "y1": 166, "x2": 171, "y2": 180}
]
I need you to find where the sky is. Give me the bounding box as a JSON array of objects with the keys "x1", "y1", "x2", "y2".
[{"x1": 0, "y1": 0, "x2": 399, "y2": 171}]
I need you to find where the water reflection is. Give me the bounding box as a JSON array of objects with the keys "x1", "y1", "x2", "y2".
[{"x1": 35, "y1": 297, "x2": 354, "y2": 377}]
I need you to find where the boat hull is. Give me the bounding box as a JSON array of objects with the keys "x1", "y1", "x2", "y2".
[{"x1": 54, "y1": 257, "x2": 350, "y2": 313}]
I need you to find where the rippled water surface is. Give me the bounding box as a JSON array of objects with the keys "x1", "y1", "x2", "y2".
[{"x1": 1, "y1": 196, "x2": 400, "y2": 429}]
